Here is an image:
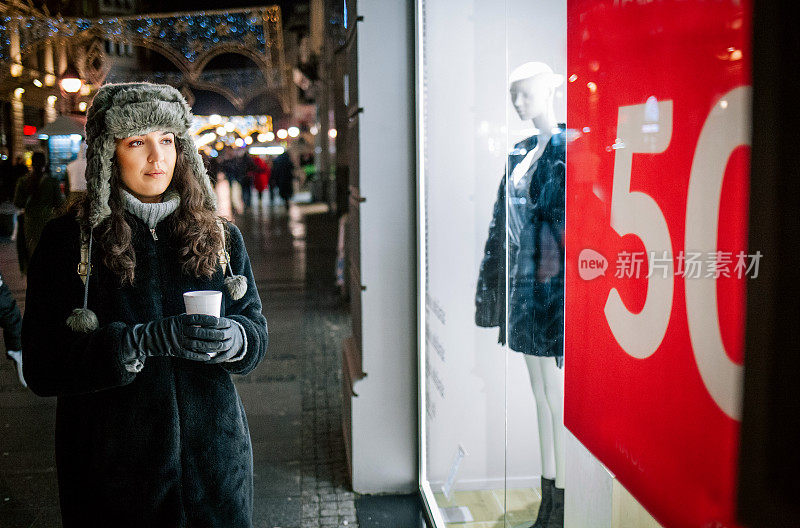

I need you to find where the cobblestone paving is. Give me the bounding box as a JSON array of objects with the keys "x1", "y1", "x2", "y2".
[
  {"x1": 299, "y1": 309, "x2": 355, "y2": 528},
  {"x1": 238, "y1": 204, "x2": 358, "y2": 528}
]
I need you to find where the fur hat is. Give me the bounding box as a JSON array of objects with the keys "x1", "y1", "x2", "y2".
[
  {"x1": 67, "y1": 83, "x2": 245, "y2": 333},
  {"x1": 83, "y1": 82, "x2": 216, "y2": 227}
]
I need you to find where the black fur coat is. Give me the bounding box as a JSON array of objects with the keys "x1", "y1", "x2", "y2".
[
  {"x1": 22, "y1": 212, "x2": 268, "y2": 527},
  {"x1": 475, "y1": 129, "x2": 566, "y2": 361}
]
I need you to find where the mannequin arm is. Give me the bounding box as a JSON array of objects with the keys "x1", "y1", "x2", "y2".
[{"x1": 475, "y1": 176, "x2": 507, "y2": 327}]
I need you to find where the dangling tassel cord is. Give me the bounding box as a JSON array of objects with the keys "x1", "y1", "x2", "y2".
[
  {"x1": 66, "y1": 228, "x2": 99, "y2": 332},
  {"x1": 218, "y1": 220, "x2": 247, "y2": 301}
]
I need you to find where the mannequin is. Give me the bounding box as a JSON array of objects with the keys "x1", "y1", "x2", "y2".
[{"x1": 475, "y1": 62, "x2": 566, "y2": 528}]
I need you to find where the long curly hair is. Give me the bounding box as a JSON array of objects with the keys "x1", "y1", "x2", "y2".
[{"x1": 72, "y1": 142, "x2": 223, "y2": 285}]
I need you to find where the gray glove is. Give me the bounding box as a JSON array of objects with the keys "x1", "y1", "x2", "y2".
[
  {"x1": 122, "y1": 313, "x2": 221, "y2": 362},
  {"x1": 182, "y1": 314, "x2": 246, "y2": 364}
]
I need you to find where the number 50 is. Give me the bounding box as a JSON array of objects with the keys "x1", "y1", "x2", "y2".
[{"x1": 604, "y1": 86, "x2": 750, "y2": 420}]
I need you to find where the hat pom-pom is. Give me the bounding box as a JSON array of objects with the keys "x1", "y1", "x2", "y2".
[
  {"x1": 66, "y1": 308, "x2": 99, "y2": 332},
  {"x1": 225, "y1": 275, "x2": 248, "y2": 300}
]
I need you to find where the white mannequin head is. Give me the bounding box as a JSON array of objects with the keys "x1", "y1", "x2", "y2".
[{"x1": 509, "y1": 62, "x2": 563, "y2": 125}]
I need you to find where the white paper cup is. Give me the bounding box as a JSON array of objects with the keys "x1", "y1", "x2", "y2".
[{"x1": 183, "y1": 290, "x2": 222, "y2": 318}]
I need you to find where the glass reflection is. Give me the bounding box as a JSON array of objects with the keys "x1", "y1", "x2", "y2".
[{"x1": 476, "y1": 61, "x2": 567, "y2": 528}]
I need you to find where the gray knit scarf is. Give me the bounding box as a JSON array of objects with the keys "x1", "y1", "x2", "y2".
[{"x1": 121, "y1": 188, "x2": 180, "y2": 229}]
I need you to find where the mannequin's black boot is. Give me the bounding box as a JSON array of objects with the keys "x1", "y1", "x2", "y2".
[
  {"x1": 545, "y1": 485, "x2": 564, "y2": 528},
  {"x1": 529, "y1": 476, "x2": 554, "y2": 528}
]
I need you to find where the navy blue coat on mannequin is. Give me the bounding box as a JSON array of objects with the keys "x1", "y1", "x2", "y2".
[{"x1": 475, "y1": 127, "x2": 566, "y2": 365}]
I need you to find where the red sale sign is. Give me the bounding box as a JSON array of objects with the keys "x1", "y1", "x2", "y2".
[{"x1": 565, "y1": 1, "x2": 751, "y2": 527}]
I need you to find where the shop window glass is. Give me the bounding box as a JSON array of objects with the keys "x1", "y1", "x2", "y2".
[
  {"x1": 422, "y1": 1, "x2": 753, "y2": 526},
  {"x1": 419, "y1": 1, "x2": 567, "y2": 526}
]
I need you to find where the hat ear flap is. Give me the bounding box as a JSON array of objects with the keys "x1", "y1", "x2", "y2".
[{"x1": 87, "y1": 136, "x2": 116, "y2": 228}]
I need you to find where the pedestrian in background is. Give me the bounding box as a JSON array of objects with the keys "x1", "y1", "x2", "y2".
[
  {"x1": 239, "y1": 150, "x2": 254, "y2": 209},
  {"x1": 221, "y1": 147, "x2": 246, "y2": 213},
  {"x1": 250, "y1": 154, "x2": 271, "y2": 206},
  {"x1": 13, "y1": 152, "x2": 64, "y2": 274},
  {"x1": 0, "y1": 155, "x2": 18, "y2": 239},
  {"x1": 270, "y1": 150, "x2": 295, "y2": 207},
  {"x1": 11, "y1": 156, "x2": 28, "y2": 192},
  {"x1": 0, "y1": 267, "x2": 24, "y2": 387},
  {"x1": 0, "y1": 156, "x2": 18, "y2": 204}
]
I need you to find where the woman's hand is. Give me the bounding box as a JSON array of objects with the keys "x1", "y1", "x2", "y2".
[
  {"x1": 122, "y1": 313, "x2": 242, "y2": 363},
  {"x1": 181, "y1": 314, "x2": 246, "y2": 364}
]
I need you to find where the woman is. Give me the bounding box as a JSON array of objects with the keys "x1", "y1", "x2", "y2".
[
  {"x1": 13, "y1": 151, "x2": 64, "y2": 273},
  {"x1": 22, "y1": 83, "x2": 268, "y2": 527}
]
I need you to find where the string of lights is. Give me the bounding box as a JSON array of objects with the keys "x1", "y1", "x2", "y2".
[
  {"x1": 0, "y1": 7, "x2": 282, "y2": 69},
  {"x1": 0, "y1": 6, "x2": 289, "y2": 116}
]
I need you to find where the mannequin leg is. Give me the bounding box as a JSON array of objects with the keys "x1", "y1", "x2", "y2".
[
  {"x1": 530, "y1": 355, "x2": 565, "y2": 487},
  {"x1": 534, "y1": 356, "x2": 565, "y2": 528},
  {"x1": 524, "y1": 354, "x2": 556, "y2": 479}
]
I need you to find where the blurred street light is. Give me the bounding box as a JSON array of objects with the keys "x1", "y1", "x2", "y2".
[{"x1": 59, "y1": 64, "x2": 82, "y2": 93}]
